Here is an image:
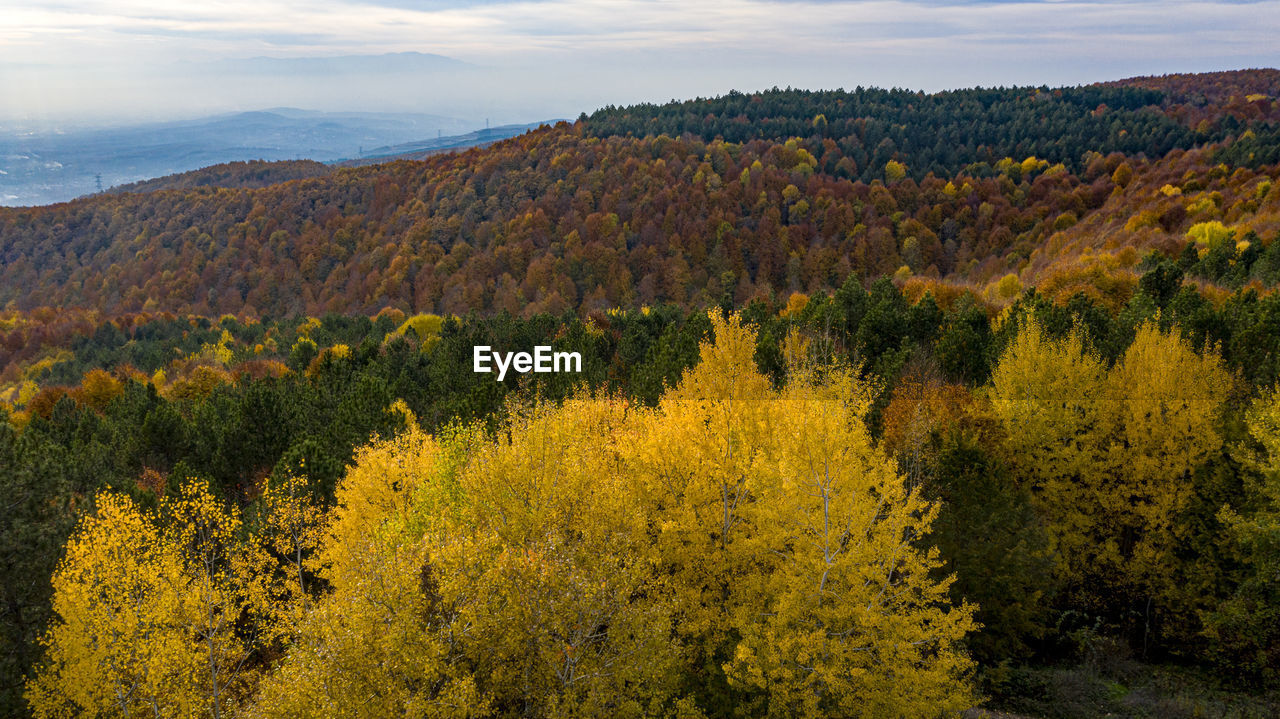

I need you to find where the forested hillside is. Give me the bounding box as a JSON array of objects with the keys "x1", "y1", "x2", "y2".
[
  {"x1": 1, "y1": 76, "x2": 1277, "y2": 320},
  {"x1": 4, "y1": 71, "x2": 1280, "y2": 718},
  {"x1": 104, "y1": 160, "x2": 333, "y2": 195}
]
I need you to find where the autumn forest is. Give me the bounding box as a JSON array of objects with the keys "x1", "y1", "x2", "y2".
[{"x1": 4, "y1": 69, "x2": 1280, "y2": 718}]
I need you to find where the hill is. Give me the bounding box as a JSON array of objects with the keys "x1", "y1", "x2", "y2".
[
  {"x1": 1102, "y1": 68, "x2": 1280, "y2": 126},
  {"x1": 0, "y1": 109, "x2": 471, "y2": 206},
  {"x1": 0, "y1": 72, "x2": 1277, "y2": 320},
  {"x1": 337, "y1": 122, "x2": 559, "y2": 166},
  {"x1": 105, "y1": 160, "x2": 333, "y2": 194}
]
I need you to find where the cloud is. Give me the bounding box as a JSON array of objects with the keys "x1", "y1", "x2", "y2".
[
  {"x1": 1, "y1": 0, "x2": 1277, "y2": 123},
  {"x1": 4, "y1": 0, "x2": 1277, "y2": 59}
]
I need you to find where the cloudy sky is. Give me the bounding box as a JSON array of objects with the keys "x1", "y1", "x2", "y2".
[{"x1": 2, "y1": 0, "x2": 1278, "y2": 127}]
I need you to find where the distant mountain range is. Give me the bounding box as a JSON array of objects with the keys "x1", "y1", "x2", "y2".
[
  {"x1": 0, "y1": 51, "x2": 564, "y2": 206},
  {"x1": 89, "y1": 122, "x2": 562, "y2": 195},
  {"x1": 0, "y1": 108, "x2": 490, "y2": 206}
]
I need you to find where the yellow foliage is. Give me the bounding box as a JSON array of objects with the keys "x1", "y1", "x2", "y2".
[
  {"x1": 990, "y1": 318, "x2": 1230, "y2": 598},
  {"x1": 1188, "y1": 220, "x2": 1233, "y2": 246},
  {"x1": 196, "y1": 329, "x2": 236, "y2": 367},
  {"x1": 1222, "y1": 388, "x2": 1280, "y2": 578},
  {"x1": 304, "y1": 344, "x2": 352, "y2": 378},
  {"x1": 1111, "y1": 162, "x2": 1133, "y2": 188},
  {"x1": 1245, "y1": 387, "x2": 1280, "y2": 465},
  {"x1": 1105, "y1": 323, "x2": 1230, "y2": 592},
  {"x1": 990, "y1": 318, "x2": 1111, "y2": 582},
  {"x1": 164, "y1": 365, "x2": 230, "y2": 401},
  {"x1": 28, "y1": 480, "x2": 271, "y2": 719},
  {"x1": 1125, "y1": 210, "x2": 1161, "y2": 232},
  {"x1": 72, "y1": 369, "x2": 123, "y2": 413},
  {"x1": 388, "y1": 398, "x2": 419, "y2": 431},
  {"x1": 22, "y1": 351, "x2": 73, "y2": 381},
  {"x1": 779, "y1": 292, "x2": 809, "y2": 318},
  {"x1": 987, "y1": 273, "x2": 1023, "y2": 303},
  {"x1": 781, "y1": 325, "x2": 811, "y2": 371},
  {"x1": 13, "y1": 379, "x2": 38, "y2": 407},
  {"x1": 296, "y1": 317, "x2": 322, "y2": 337},
  {"x1": 1186, "y1": 194, "x2": 1220, "y2": 218},
  {"x1": 253, "y1": 313, "x2": 974, "y2": 717},
  {"x1": 27, "y1": 494, "x2": 198, "y2": 718},
  {"x1": 260, "y1": 473, "x2": 325, "y2": 637},
  {"x1": 640, "y1": 313, "x2": 972, "y2": 715},
  {"x1": 392, "y1": 313, "x2": 444, "y2": 350},
  {"x1": 884, "y1": 160, "x2": 907, "y2": 182},
  {"x1": 1020, "y1": 156, "x2": 1047, "y2": 175}
]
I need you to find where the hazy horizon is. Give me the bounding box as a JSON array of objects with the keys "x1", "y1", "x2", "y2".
[{"x1": 3, "y1": 0, "x2": 1279, "y2": 131}]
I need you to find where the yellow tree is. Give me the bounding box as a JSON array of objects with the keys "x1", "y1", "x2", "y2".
[
  {"x1": 990, "y1": 318, "x2": 1230, "y2": 606},
  {"x1": 449, "y1": 397, "x2": 688, "y2": 718},
  {"x1": 28, "y1": 480, "x2": 270, "y2": 719},
  {"x1": 1104, "y1": 321, "x2": 1230, "y2": 600},
  {"x1": 27, "y1": 494, "x2": 199, "y2": 718},
  {"x1": 250, "y1": 426, "x2": 482, "y2": 719},
  {"x1": 989, "y1": 317, "x2": 1112, "y2": 590},
  {"x1": 633, "y1": 312, "x2": 974, "y2": 717},
  {"x1": 257, "y1": 471, "x2": 324, "y2": 638},
  {"x1": 725, "y1": 364, "x2": 974, "y2": 717},
  {"x1": 626, "y1": 310, "x2": 774, "y2": 671},
  {"x1": 252, "y1": 410, "x2": 689, "y2": 719},
  {"x1": 163, "y1": 479, "x2": 271, "y2": 719}
]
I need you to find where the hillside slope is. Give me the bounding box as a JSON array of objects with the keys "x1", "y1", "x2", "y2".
[
  {"x1": 105, "y1": 159, "x2": 333, "y2": 194},
  {"x1": 0, "y1": 73, "x2": 1277, "y2": 318}
]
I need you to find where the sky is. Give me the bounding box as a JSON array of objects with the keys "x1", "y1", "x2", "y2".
[{"x1": 2, "y1": 0, "x2": 1279, "y2": 129}]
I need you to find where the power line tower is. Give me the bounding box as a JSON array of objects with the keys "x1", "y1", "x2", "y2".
[{"x1": 94, "y1": 174, "x2": 103, "y2": 192}]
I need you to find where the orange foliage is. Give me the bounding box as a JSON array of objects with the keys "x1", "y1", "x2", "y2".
[
  {"x1": 881, "y1": 377, "x2": 978, "y2": 466},
  {"x1": 25, "y1": 386, "x2": 70, "y2": 419},
  {"x1": 232, "y1": 360, "x2": 292, "y2": 382},
  {"x1": 68, "y1": 369, "x2": 124, "y2": 413}
]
